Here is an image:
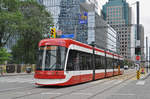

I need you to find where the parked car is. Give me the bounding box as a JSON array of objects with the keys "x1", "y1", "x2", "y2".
[
  {"x1": 26, "y1": 67, "x2": 32, "y2": 73},
  {"x1": 124, "y1": 65, "x2": 129, "y2": 70}
]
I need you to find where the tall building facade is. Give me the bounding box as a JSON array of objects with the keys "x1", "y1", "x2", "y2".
[
  {"x1": 131, "y1": 24, "x2": 145, "y2": 62},
  {"x1": 139, "y1": 25, "x2": 145, "y2": 62},
  {"x1": 58, "y1": 0, "x2": 88, "y2": 43},
  {"x1": 37, "y1": 0, "x2": 88, "y2": 43},
  {"x1": 102, "y1": 0, "x2": 132, "y2": 59},
  {"x1": 38, "y1": 0, "x2": 119, "y2": 52}
]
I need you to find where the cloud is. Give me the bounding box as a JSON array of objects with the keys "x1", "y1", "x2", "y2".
[{"x1": 141, "y1": 16, "x2": 150, "y2": 36}]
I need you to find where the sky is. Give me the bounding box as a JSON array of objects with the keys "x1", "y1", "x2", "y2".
[
  {"x1": 100, "y1": 0, "x2": 150, "y2": 45},
  {"x1": 127, "y1": 0, "x2": 150, "y2": 38}
]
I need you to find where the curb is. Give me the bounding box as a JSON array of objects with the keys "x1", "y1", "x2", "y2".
[
  {"x1": 140, "y1": 72, "x2": 150, "y2": 80},
  {"x1": 0, "y1": 73, "x2": 34, "y2": 77}
]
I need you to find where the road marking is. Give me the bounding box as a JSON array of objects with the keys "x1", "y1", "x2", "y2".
[
  {"x1": 89, "y1": 79, "x2": 107, "y2": 84},
  {"x1": 112, "y1": 93, "x2": 136, "y2": 96},
  {"x1": 72, "y1": 93, "x2": 93, "y2": 96},
  {"x1": 41, "y1": 93, "x2": 62, "y2": 95},
  {"x1": 136, "y1": 80, "x2": 145, "y2": 85},
  {"x1": 0, "y1": 77, "x2": 34, "y2": 84},
  {"x1": 114, "y1": 80, "x2": 123, "y2": 84},
  {"x1": 0, "y1": 86, "x2": 31, "y2": 93}
]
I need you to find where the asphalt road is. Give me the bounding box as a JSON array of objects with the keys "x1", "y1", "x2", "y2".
[
  {"x1": 0, "y1": 69, "x2": 136, "y2": 99},
  {"x1": 106, "y1": 72, "x2": 150, "y2": 99}
]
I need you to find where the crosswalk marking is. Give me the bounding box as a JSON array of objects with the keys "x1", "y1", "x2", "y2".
[{"x1": 136, "y1": 80, "x2": 145, "y2": 85}]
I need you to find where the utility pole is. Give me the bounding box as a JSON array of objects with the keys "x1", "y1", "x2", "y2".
[
  {"x1": 136, "y1": 1, "x2": 140, "y2": 40},
  {"x1": 146, "y1": 37, "x2": 148, "y2": 73},
  {"x1": 135, "y1": 1, "x2": 141, "y2": 79},
  {"x1": 146, "y1": 37, "x2": 148, "y2": 61},
  {"x1": 149, "y1": 46, "x2": 150, "y2": 72},
  {"x1": 91, "y1": 42, "x2": 95, "y2": 81},
  {"x1": 135, "y1": 2, "x2": 140, "y2": 55},
  {"x1": 135, "y1": 2, "x2": 141, "y2": 56}
]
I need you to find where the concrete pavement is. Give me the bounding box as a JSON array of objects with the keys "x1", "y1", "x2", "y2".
[
  {"x1": 106, "y1": 73, "x2": 150, "y2": 99},
  {"x1": 0, "y1": 72, "x2": 34, "y2": 77}
]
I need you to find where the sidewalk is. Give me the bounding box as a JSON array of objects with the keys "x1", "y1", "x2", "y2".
[
  {"x1": 107, "y1": 73, "x2": 150, "y2": 99},
  {"x1": 0, "y1": 72, "x2": 34, "y2": 77},
  {"x1": 140, "y1": 72, "x2": 150, "y2": 80}
]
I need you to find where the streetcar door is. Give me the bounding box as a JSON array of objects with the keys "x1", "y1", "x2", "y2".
[
  {"x1": 73, "y1": 52, "x2": 80, "y2": 82},
  {"x1": 66, "y1": 50, "x2": 80, "y2": 84}
]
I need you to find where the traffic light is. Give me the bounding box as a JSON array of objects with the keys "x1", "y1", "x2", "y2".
[
  {"x1": 50, "y1": 28, "x2": 56, "y2": 38},
  {"x1": 135, "y1": 47, "x2": 141, "y2": 55}
]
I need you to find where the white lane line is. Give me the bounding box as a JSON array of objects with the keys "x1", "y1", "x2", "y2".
[
  {"x1": 0, "y1": 86, "x2": 31, "y2": 93},
  {"x1": 72, "y1": 93, "x2": 93, "y2": 96},
  {"x1": 114, "y1": 80, "x2": 123, "y2": 84},
  {"x1": 112, "y1": 93, "x2": 136, "y2": 96},
  {"x1": 41, "y1": 93, "x2": 62, "y2": 95},
  {"x1": 136, "y1": 80, "x2": 145, "y2": 85}
]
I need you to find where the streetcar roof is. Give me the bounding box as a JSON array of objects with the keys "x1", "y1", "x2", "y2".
[{"x1": 39, "y1": 38, "x2": 123, "y2": 59}]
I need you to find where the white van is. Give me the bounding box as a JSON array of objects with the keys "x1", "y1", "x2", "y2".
[{"x1": 124, "y1": 65, "x2": 129, "y2": 70}]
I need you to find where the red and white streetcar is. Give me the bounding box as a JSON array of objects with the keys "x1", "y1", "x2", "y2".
[{"x1": 34, "y1": 38, "x2": 124, "y2": 86}]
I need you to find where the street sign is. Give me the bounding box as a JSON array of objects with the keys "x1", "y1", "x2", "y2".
[
  {"x1": 56, "y1": 30, "x2": 62, "y2": 36},
  {"x1": 79, "y1": 12, "x2": 88, "y2": 24},
  {"x1": 136, "y1": 61, "x2": 140, "y2": 64},
  {"x1": 136, "y1": 56, "x2": 140, "y2": 61},
  {"x1": 61, "y1": 34, "x2": 74, "y2": 38},
  {"x1": 136, "y1": 40, "x2": 140, "y2": 47},
  {"x1": 50, "y1": 28, "x2": 56, "y2": 38}
]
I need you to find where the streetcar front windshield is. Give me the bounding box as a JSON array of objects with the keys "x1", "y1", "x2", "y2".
[{"x1": 36, "y1": 46, "x2": 67, "y2": 71}]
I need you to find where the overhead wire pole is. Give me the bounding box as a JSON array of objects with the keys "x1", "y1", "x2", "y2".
[
  {"x1": 146, "y1": 37, "x2": 149, "y2": 73},
  {"x1": 135, "y1": 1, "x2": 141, "y2": 79},
  {"x1": 135, "y1": 1, "x2": 140, "y2": 58},
  {"x1": 136, "y1": 1, "x2": 140, "y2": 40},
  {"x1": 149, "y1": 47, "x2": 150, "y2": 72}
]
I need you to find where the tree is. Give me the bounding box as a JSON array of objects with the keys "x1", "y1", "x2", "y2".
[
  {"x1": 0, "y1": 0, "x2": 23, "y2": 48},
  {"x1": 0, "y1": 48, "x2": 11, "y2": 64},
  {"x1": 11, "y1": 0, "x2": 53, "y2": 64},
  {"x1": 123, "y1": 59, "x2": 134, "y2": 67}
]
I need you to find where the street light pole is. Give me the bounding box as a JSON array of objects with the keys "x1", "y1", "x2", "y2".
[
  {"x1": 149, "y1": 47, "x2": 150, "y2": 72},
  {"x1": 91, "y1": 42, "x2": 95, "y2": 81},
  {"x1": 146, "y1": 37, "x2": 148, "y2": 73},
  {"x1": 105, "y1": 48, "x2": 107, "y2": 77},
  {"x1": 135, "y1": 2, "x2": 141, "y2": 55},
  {"x1": 136, "y1": 1, "x2": 140, "y2": 40}
]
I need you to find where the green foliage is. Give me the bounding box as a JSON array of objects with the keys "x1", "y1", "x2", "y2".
[
  {"x1": 123, "y1": 59, "x2": 134, "y2": 67},
  {"x1": 11, "y1": 0, "x2": 53, "y2": 64},
  {"x1": 0, "y1": 48, "x2": 11, "y2": 64},
  {"x1": 0, "y1": 0, "x2": 23, "y2": 48}
]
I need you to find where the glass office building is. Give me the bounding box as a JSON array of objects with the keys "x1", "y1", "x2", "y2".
[
  {"x1": 102, "y1": 0, "x2": 132, "y2": 59},
  {"x1": 58, "y1": 0, "x2": 88, "y2": 43},
  {"x1": 37, "y1": 0, "x2": 88, "y2": 43},
  {"x1": 37, "y1": 0, "x2": 119, "y2": 52}
]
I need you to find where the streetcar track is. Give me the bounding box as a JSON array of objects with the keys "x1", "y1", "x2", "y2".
[
  {"x1": 0, "y1": 86, "x2": 35, "y2": 93},
  {"x1": 49, "y1": 73, "x2": 136, "y2": 99},
  {"x1": 1, "y1": 70, "x2": 136, "y2": 99},
  {"x1": 87, "y1": 74, "x2": 136, "y2": 99},
  {"x1": 8, "y1": 77, "x2": 115, "y2": 99}
]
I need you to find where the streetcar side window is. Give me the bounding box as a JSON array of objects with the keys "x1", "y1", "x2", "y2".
[
  {"x1": 87, "y1": 54, "x2": 93, "y2": 70},
  {"x1": 67, "y1": 50, "x2": 115, "y2": 71},
  {"x1": 66, "y1": 50, "x2": 80, "y2": 71},
  {"x1": 95, "y1": 55, "x2": 100, "y2": 69},
  {"x1": 95, "y1": 55, "x2": 105, "y2": 69},
  {"x1": 107, "y1": 58, "x2": 113, "y2": 69},
  {"x1": 120, "y1": 60, "x2": 124, "y2": 68},
  {"x1": 79, "y1": 52, "x2": 92, "y2": 70},
  {"x1": 114, "y1": 59, "x2": 118, "y2": 69},
  {"x1": 67, "y1": 50, "x2": 93, "y2": 71}
]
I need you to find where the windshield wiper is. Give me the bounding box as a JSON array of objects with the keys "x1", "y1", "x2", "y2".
[
  {"x1": 48, "y1": 63, "x2": 57, "y2": 70},
  {"x1": 48, "y1": 63, "x2": 62, "y2": 70}
]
